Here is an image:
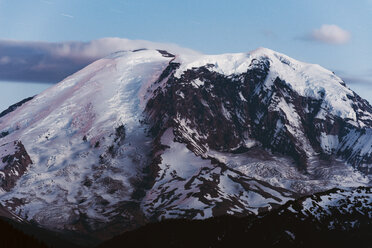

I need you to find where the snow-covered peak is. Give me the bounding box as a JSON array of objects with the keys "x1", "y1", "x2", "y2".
[
  {"x1": 253, "y1": 48, "x2": 358, "y2": 122},
  {"x1": 174, "y1": 52, "x2": 252, "y2": 77},
  {"x1": 0, "y1": 49, "x2": 171, "y2": 135},
  {"x1": 173, "y1": 47, "x2": 359, "y2": 123},
  {"x1": 249, "y1": 46, "x2": 285, "y2": 58}
]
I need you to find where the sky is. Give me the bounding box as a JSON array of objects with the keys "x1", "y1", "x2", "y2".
[{"x1": 0, "y1": 0, "x2": 371, "y2": 111}]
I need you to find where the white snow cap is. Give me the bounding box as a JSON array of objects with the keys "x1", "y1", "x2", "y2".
[{"x1": 175, "y1": 47, "x2": 358, "y2": 123}]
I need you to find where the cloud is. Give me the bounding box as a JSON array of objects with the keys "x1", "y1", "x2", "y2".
[
  {"x1": 61, "y1": 13, "x2": 74, "y2": 19},
  {"x1": 304, "y1": 24, "x2": 351, "y2": 44},
  {"x1": 341, "y1": 75, "x2": 372, "y2": 104},
  {"x1": 335, "y1": 70, "x2": 372, "y2": 104},
  {"x1": 0, "y1": 56, "x2": 11, "y2": 65},
  {"x1": 261, "y1": 29, "x2": 277, "y2": 39},
  {"x1": 0, "y1": 38, "x2": 199, "y2": 83},
  {"x1": 40, "y1": 0, "x2": 53, "y2": 4},
  {"x1": 341, "y1": 75, "x2": 372, "y2": 86},
  {"x1": 333, "y1": 69, "x2": 372, "y2": 85}
]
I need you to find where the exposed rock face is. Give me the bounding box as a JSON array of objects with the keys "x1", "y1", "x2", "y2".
[
  {"x1": 0, "y1": 141, "x2": 32, "y2": 191},
  {"x1": 146, "y1": 53, "x2": 372, "y2": 174}
]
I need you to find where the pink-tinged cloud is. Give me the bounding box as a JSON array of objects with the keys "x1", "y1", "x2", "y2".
[
  {"x1": 0, "y1": 38, "x2": 199, "y2": 83},
  {"x1": 310, "y1": 24, "x2": 351, "y2": 45}
]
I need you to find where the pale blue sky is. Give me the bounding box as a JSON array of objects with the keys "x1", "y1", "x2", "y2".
[
  {"x1": 0, "y1": 0, "x2": 371, "y2": 110},
  {"x1": 0, "y1": 81, "x2": 50, "y2": 112}
]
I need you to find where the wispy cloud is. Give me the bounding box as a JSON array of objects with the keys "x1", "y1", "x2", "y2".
[
  {"x1": 341, "y1": 75, "x2": 372, "y2": 85},
  {"x1": 0, "y1": 38, "x2": 199, "y2": 83},
  {"x1": 40, "y1": 0, "x2": 53, "y2": 4},
  {"x1": 61, "y1": 13, "x2": 74, "y2": 19},
  {"x1": 261, "y1": 29, "x2": 277, "y2": 39},
  {"x1": 0, "y1": 56, "x2": 11, "y2": 65},
  {"x1": 302, "y1": 24, "x2": 351, "y2": 45},
  {"x1": 335, "y1": 69, "x2": 372, "y2": 104},
  {"x1": 189, "y1": 20, "x2": 201, "y2": 25},
  {"x1": 109, "y1": 9, "x2": 126, "y2": 15},
  {"x1": 339, "y1": 72, "x2": 372, "y2": 104},
  {"x1": 334, "y1": 69, "x2": 372, "y2": 85}
]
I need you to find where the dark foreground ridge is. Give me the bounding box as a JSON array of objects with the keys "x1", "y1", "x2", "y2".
[
  {"x1": 0, "y1": 217, "x2": 48, "y2": 248},
  {"x1": 0, "y1": 184, "x2": 370, "y2": 248},
  {"x1": 0, "y1": 203, "x2": 87, "y2": 248},
  {"x1": 98, "y1": 187, "x2": 372, "y2": 248}
]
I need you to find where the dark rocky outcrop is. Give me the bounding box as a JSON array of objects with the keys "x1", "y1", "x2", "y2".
[
  {"x1": 0, "y1": 141, "x2": 32, "y2": 191},
  {"x1": 0, "y1": 96, "x2": 34, "y2": 119}
]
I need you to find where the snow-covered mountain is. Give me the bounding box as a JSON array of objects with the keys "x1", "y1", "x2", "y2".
[{"x1": 0, "y1": 47, "x2": 371, "y2": 242}]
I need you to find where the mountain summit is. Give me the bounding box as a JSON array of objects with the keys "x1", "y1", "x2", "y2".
[{"x1": 0, "y1": 48, "x2": 370, "y2": 243}]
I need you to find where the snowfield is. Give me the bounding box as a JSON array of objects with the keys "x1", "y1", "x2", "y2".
[{"x1": 0, "y1": 50, "x2": 172, "y2": 228}]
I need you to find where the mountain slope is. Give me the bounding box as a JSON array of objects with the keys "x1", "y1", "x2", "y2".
[
  {"x1": 0, "y1": 47, "x2": 370, "y2": 244},
  {"x1": 0, "y1": 50, "x2": 174, "y2": 240}
]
